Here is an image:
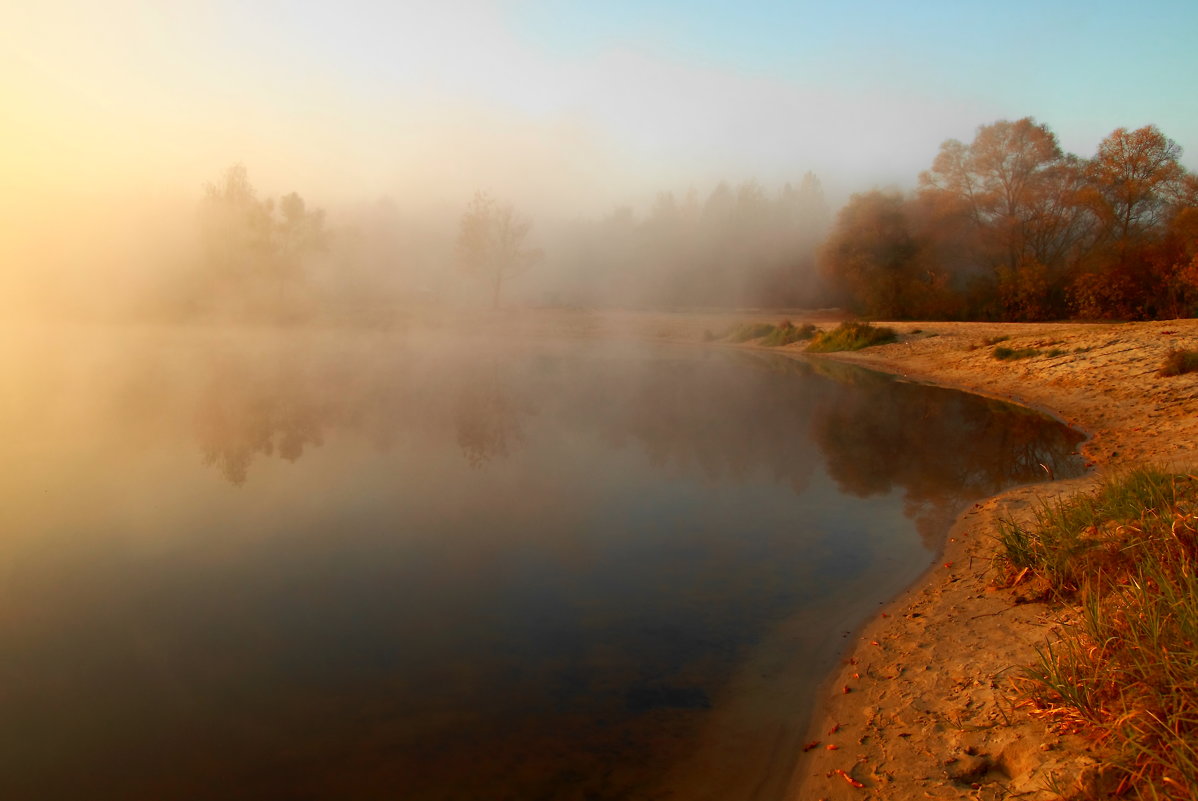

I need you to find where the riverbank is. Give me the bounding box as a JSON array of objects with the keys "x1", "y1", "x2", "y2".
[
  {"x1": 421, "y1": 308, "x2": 1198, "y2": 796},
  {"x1": 771, "y1": 319, "x2": 1198, "y2": 800}
]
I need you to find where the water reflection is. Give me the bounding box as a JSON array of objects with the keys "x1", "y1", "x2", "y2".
[
  {"x1": 453, "y1": 362, "x2": 533, "y2": 468},
  {"x1": 184, "y1": 341, "x2": 1081, "y2": 524},
  {"x1": 0, "y1": 329, "x2": 1084, "y2": 801},
  {"x1": 194, "y1": 354, "x2": 333, "y2": 484}
]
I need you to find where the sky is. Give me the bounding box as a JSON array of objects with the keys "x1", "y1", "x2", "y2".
[{"x1": 3, "y1": 0, "x2": 1197, "y2": 220}]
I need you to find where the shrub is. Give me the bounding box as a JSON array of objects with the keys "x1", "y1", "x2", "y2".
[
  {"x1": 1159, "y1": 349, "x2": 1198, "y2": 377},
  {"x1": 806, "y1": 321, "x2": 897, "y2": 353}
]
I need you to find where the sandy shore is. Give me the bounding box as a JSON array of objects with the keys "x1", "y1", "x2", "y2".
[{"x1": 771, "y1": 319, "x2": 1198, "y2": 800}]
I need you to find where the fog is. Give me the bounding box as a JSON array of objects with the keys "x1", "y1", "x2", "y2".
[
  {"x1": 1, "y1": 162, "x2": 834, "y2": 322},
  {"x1": 4, "y1": 1, "x2": 1196, "y2": 322}
]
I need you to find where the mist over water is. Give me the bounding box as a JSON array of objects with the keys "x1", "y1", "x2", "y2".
[
  {"x1": 4, "y1": 3, "x2": 1196, "y2": 797},
  {"x1": 0, "y1": 325, "x2": 1084, "y2": 800}
]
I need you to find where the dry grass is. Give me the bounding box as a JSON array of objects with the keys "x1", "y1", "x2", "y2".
[
  {"x1": 1159, "y1": 349, "x2": 1198, "y2": 377},
  {"x1": 806, "y1": 321, "x2": 897, "y2": 353},
  {"x1": 997, "y1": 468, "x2": 1198, "y2": 798}
]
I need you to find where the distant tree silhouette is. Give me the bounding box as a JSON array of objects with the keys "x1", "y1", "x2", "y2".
[
  {"x1": 456, "y1": 191, "x2": 542, "y2": 309},
  {"x1": 198, "y1": 164, "x2": 326, "y2": 320}
]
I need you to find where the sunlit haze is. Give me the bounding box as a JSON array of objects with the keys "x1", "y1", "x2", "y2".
[{"x1": 3, "y1": 0, "x2": 1197, "y2": 316}]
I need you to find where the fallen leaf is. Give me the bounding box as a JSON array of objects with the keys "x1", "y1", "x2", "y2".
[{"x1": 833, "y1": 768, "x2": 865, "y2": 789}]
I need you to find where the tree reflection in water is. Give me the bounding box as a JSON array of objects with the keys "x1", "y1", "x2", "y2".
[
  {"x1": 186, "y1": 341, "x2": 1083, "y2": 534},
  {"x1": 453, "y1": 362, "x2": 533, "y2": 468},
  {"x1": 193, "y1": 354, "x2": 333, "y2": 485}
]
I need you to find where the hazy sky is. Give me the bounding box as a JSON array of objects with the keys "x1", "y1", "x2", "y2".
[{"x1": 3, "y1": 0, "x2": 1197, "y2": 218}]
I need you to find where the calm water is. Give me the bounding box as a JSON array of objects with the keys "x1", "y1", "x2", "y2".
[{"x1": 0, "y1": 327, "x2": 1084, "y2": 801}]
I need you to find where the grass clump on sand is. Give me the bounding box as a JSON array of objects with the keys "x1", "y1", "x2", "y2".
[
  {"x1": 996, "y1": 468, "x2": 1198, "y2": 798},
  {"x1": 726, "y1": 322, "x2": 777, "y2": 342},
  {"x1": 1160, "y1": 348, "x2": 1198, "y2": 377},
  {"x1": 762, "y1": 320, "x2": 819, "y2": 347},
  {"x1": 992, "y1": 346, "x2": 1042, "y2": 360},
  {"x1": 805, "y1": 321, "x2": 897, "y2": 353}
]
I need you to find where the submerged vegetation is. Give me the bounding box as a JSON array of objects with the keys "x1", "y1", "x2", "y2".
[
  {"x1": 997, "y1": 468, "x2": 1198, "y2": 797},
  {"x1": 806, "y1": 321, "x2": 897, "y2": 352}
]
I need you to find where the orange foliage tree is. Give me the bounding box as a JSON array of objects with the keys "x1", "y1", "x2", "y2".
[
  {"x1": 918, "y1": 118, "x2": 1091, "y2": 319},
  {"x1": 819, "y1": 191, "x2": 957, "y2": 319},
  {"x1": 825, "y1": 119, "x2": 1198, "y2": 321},
  {"x1": 1068, "y1": 126, "x2": 1192, "y2": 318}
]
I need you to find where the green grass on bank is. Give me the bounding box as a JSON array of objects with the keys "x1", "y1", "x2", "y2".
[
  {"x1": 996, "y1": 468, "x2": 1198, "y2": 798},
  {"x1": 724, "y1": 320, "x2": 820, "y2": 346},
  {"x1": 726, "y1": 322, "x2": 777, "y2": 342},
  {"x1": 722, "y1": 319, "x2": 897, "y2": 352},
  {"x1": 805, "y1": 321, "x2": 897, "y2": 352},
  {"x1": 992, "y1": 346, "x2": 1042, "y2": 360},
  {"x1": 762, "y1": 320, "x2": 818, "y2": 346}
]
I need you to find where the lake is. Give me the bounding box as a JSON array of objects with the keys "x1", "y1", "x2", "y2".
[{"x1": 0, "y1": 326, "x2": 1084, "y2": 800}]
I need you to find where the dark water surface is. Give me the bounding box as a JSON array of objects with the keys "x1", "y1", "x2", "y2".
[{"x1": 0, "y1": 327, "x2": 1084, "y2": 801}]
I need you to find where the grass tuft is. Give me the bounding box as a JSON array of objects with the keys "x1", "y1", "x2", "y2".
[
  {"x1": 992, "y1": 346, "x2": 1041, "y2": 360},
  {"x1": 726, "y1": 322, "x2": 776, "y2": 342},
  {"x1": 806, "y1": 321, "x2": 897, "y2": 353},
  {"x1": 762, "y1": 320, "x2": 819, "y2": 347},
  {"x1": 1159, "y1": 349, "x2": 1198, "y2": 377},
  {"x1": 997, "y1": 468, "x2": 1198, "y2": 798}
]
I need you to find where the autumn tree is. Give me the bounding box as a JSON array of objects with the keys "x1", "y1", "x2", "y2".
[
  {"x1": 819, "y1": 191, "x2": 953, "y2": 319},
  {"x1": 919, "y1": 118, "x2": 1090, "y2": 319},
  {"x1": 1071, "y1": 126, "x2": 1192, "y2": 318},
  {"x1": 1085, "y1": 126, "x2": 1186, "y2": 244},
  {"x1": 815, "y1": 118, "x2": 1196, "y2": 322},
  {"x1": 1156, "y1": 202, "x2": 1198, "y2": 317},
  {"x1": 456, "y1": 191, "x2": 542, "y2": 309}
]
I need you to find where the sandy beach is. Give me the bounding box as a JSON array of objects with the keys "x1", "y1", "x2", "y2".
[{"x1": 771, "y1": 319, "x2": 1198, "y2": 800}]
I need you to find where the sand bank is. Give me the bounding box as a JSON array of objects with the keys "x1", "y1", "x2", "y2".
[{"x1": 778, "y1": 319, "x2": 1198, "y2": 800}]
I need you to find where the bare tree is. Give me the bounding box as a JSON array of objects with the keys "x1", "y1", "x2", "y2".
[{"x1": 456, "y1": 191, "x2": 542, "y2": 309}]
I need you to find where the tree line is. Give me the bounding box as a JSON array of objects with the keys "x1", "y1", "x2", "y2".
[
  {"x1": 540, "y1": 174, "x2": 829, "y2": 309},
  {"x1": 186, "y1": 118, "x2": 1195, "y2": 322},
  {"x1": 820, "y1": 120, "x2": 1198, "y2": 320}
]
